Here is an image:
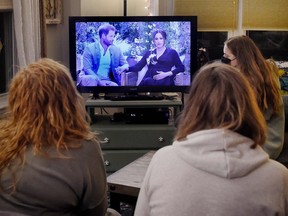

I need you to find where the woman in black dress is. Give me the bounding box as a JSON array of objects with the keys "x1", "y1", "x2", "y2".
[{"x1": 129, "y1": 29, "x2": 185, "y2": 86}]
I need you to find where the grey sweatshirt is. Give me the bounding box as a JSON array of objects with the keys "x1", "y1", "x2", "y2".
[
  {"x1": 0, "y1": 140, "x2": 107, "y2": 216},
  {"x1": 135, "y1": 129, "x2": 288, "y2": 216}
]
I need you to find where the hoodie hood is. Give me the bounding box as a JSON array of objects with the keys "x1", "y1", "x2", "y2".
[{"x1": 173, "y1": 129, "x2": 269, "y2": 179}]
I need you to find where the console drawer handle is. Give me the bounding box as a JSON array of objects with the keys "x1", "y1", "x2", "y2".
[
  {"x1": 158, "y1": 137, "x2": 165, "y2": 142},
  {"x1": 104, "y1": 160, "x2": 110, "y2": 166},
  {"x1": 101, "y1": 137, "x2": 110, "y2": 143}
]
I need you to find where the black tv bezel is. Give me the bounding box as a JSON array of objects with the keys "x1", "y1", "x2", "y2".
[{"x1": 69, "y1": 16, "x2": 198, "y2": 94}]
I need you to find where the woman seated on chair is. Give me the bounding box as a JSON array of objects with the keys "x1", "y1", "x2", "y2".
[
  {"x1": 134, "y1": 62, "x2": 288, "y2": 216},
  {"x1": 0, "y1": 58, "x2": 108, "y2": 216},
  {"x1": 128, "y1": 29, "x2": 185, "y2": 86}
]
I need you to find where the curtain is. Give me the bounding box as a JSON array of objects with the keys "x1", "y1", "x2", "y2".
[
  {"x1": 243, "y1": 0, "x2": 288, "y2": 30},
  {"x1": 12, "y1": 0, "x2": 44, "y2": 68},
  {"x1": 0, "y1": 0, "x2": 12, "y2": 9},
  {"x1": 158, "y1": 0, "x2": 174, "y2": 16},
  {"x1": 174, "y1": 0, "x2": 238, "y2": 31}
]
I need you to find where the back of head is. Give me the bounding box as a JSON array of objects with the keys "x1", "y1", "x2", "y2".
[
  {"x1": 224, "y1": 35, "x2": 267, "y2": 83},
  {"x1": 6, "y1": 58, "x2": 94, "y2": 151},
  {"x1": 176, "y1": 63, "x2": 266, "y2": 147},
  {"x1": 224, "y1": 35, "x2": 281, "y2": 112},
  {"x1": 0, "y1": 58, "x2": 96, "y2": 191},
  {"x1": 225, "y1": 35, "x2": 263, "y2": 64}
]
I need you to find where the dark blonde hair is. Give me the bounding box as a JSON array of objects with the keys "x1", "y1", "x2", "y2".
[
  {"x1": 0, "y1": 58, "x2": 96, "y2": 179},
  {"x1": 175, "y1": 63, "x2": 266, "y2": 147},
  {"x1": 224, "y1": 35, "x2": 281, "y2": 114}
]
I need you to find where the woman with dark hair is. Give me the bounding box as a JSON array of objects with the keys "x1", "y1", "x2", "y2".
[
  {"x1": 222, "y1": 35, "x2": 284, "y2": 159},
  {"x1": 0, "y1": 58, "x2": 108, "y2": 216},
  {"x1": 134, "y1": 63, "x2": 288, "y2": 216},
  {"x1": 129, "y1": 29, "x2": 185, "y2": 86}
]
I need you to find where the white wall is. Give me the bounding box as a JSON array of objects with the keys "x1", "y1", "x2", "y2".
[
  {"x1": 127, "y1": 0, "x2": 150, "y2": 16},
  {"x1": 81, "y1": 0, "x2": 123, "y2": 16},
  {"x1": 46, "y1": 0, "x2": 153, "y2": 67},
  {"x1": 46, "y1": 0, "x2": 81, "y2": 67},
  {"x1": 80, "y1": 0, "x2": 151, "y2": 16}
]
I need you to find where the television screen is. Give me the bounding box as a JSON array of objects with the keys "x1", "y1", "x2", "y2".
[{"x1": 69, "y1": 16, "x2": 197, "y2": 96}]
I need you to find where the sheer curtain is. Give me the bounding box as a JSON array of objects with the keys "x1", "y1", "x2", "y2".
[
  {"x1": 12, "y1": 0, "x2": 46, "y2": 69},
  {"x1": 174, "y1": 0, "x2": 238, "y2": 31},
  {"x1": 243, "y1": 0, "x2": 288, "y2": 30}
]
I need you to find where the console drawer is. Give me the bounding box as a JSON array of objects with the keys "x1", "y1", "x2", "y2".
[
  {"x1": 96, "y1": 125, "x2": 175, "y2": 149},
  {"x1": 103, "y1": 150, "x2": 149, "y2": 173}
]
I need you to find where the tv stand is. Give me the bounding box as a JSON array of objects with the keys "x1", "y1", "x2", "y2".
[
  {"x1": 109, "y1": 94, "x2": 164, "y2": 101},
  {"x1": 103, "y1": 93, "x2": 164, "y2": 101},
  {"x1": 85, "y1": 96, "x2": 183, "y2": 172}
]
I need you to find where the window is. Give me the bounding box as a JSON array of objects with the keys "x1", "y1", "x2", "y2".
[
  {"x1": 247, "y1": 31, "x2": 288, "y2": 61},
  {"x1": 197, "y1": 32, "x2": 228, "y2": 61},
  {"x1": 0, "y1": 11, "x2": 13, "y2": 93}
]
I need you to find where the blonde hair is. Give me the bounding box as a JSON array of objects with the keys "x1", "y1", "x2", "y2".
[
  {"x1": 224, "y1": 35, "x2": 281, "y2": 114},
  {"x1": 0, "y1": 58, "x2": 96, "y2": 181},
  {"x1": 176, "y1": 63, "x2": 267, "y2": 147}
]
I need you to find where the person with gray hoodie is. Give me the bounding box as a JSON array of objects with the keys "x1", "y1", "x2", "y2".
[{"x1": 134, "y1": 62, "x2": 288, "y2": 216}]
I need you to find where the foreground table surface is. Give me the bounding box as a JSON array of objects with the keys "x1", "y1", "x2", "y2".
[
  {"x1": 107, "y1": 150, "x2": 155, "y2": 197},
  {"x1": 107, "y1": 151, "x2": 155, "y2": 212}
]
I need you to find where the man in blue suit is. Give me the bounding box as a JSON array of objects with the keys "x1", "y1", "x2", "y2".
[{"x1": 81, "y1": 23, "x2": 129, "y2": 86}]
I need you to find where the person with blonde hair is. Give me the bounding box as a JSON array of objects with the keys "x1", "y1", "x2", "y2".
[
  {"x1": 222, "y1": 35, "x2": 284, "y2": 159},
  {"x1": 134, "y1": 63, "x2": 288, "y2": 216},
  {"x1": 0, "y1": 58, "x2": 107, "y2": 215}
]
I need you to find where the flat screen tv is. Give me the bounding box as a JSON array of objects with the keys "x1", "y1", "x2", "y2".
[{"x1": 69, "y1": 16, "x2": 197, "y2": 98}]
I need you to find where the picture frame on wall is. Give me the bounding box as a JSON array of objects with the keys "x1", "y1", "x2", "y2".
[{"x1": 44, "y1": 0, "x2": 62, "y2": 24}]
